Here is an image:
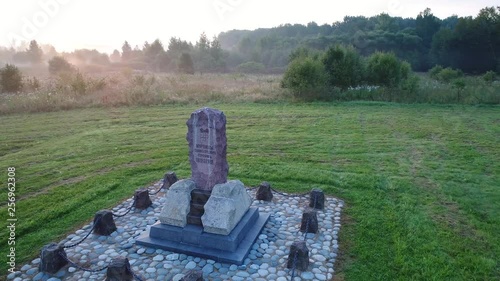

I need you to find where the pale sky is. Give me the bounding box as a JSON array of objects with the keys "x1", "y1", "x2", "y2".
[{"x1": 0, "y1": 0, "x2": 497, "y2": 53}]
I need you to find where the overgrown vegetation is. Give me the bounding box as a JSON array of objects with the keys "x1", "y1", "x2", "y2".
[
  {"x1": 0, "y1": 64, "x2": 23, "y2": 93},
  {"x1": 281, "y1": 45, "x2": 421, "y2": 101},
  {"x1": 280, "y1": 43, "x2": 499, "y2": 103},
  {"x1": 0, "y1": 104, "x2": 498, "y2": 280},
  {"x1": 0, "y1": 73, "x2": 284, "y2": 114},
  {"x1": 48, "y1": 56, "x2": 75, "y2": 75},
  {"x1": 280, "y1": 57, "x2": 327, "y2": 100}
]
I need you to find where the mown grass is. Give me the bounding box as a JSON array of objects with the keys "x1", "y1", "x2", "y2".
[{"x1": 0, "y1": 103, "x2": 499, "y2": 280}]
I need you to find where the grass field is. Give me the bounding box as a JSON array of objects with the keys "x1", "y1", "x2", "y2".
[{"x1": 0, "y1": 102, "x2": 499, "y2": 280}]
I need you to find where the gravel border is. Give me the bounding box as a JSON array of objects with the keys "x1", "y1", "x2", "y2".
[{"x1": 7, "y1": 180, "x2": 344, "y2": 281}]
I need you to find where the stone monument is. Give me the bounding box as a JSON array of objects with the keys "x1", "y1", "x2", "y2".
[
  {"x1": 136, "y1": 107, "x2": 270, "y2": 265},
  {"x1": 186, "y1": 107, "x2": 228, "y2": 190}
]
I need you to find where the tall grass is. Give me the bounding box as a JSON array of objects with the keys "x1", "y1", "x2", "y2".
[
  {"x1": 0, "y1": 71, "x2": 498, "y2": 115},
  {"x1": 0, "y1": 72, "x2": 285, "y2": 114}
]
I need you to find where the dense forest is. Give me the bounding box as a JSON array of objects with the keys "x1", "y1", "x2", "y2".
[
  {"x1": 0, "y1": 6, "x2": 499, "y2": 75},
  {"x1": 220, "y1": 7, "x2": 500, "y2": 74}
]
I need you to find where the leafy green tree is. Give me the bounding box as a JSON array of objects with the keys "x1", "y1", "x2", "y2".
[
  {"x1": 143, "y1": 39, "x2": 166, "y2": 71},
  {"x1": 210, "y1": 36, "x2": 226, "y2": 71},
  {"x1": 429, "y1": 65, "x2": 444, "y2": 79},
  {"x1": 48, "y1": 56, "x2": 74, "y2": 74},
  {"x1": 196, "y1": 32, "x2": 210, "y2": 52},
  {"x1": 322, "y1": 45, "x2": 364, "y2": 90},
  {"x1": 436, "y1": 67, "x2": 463, "y2": 83},
  {"x1": 27, "y1": 40, "x2": 43, "y2": 64},
  {"x1": 281, "y1": 56, "x2": 327, "y2": 100},
  {"x1": 366, "y1": 52, "x2": 409, "y2": 87},
  {"x1": 121, "y1": 41, "x2": 132, "y2": 62},
  {"x1": 289, "y1": 47, "x2": 314, "y2": 62},
  {"x1": 453, "y1": 78, "x2": 466, "y2": 102},
  {"x1": 0, "y1": 64, "x2": 23, "y2": 93},
  {"x1": 238, "y1": 37, "x2": 253, "y2": 54},
  {"x1": 110, "y1": 49, "x2": 121, "y2": 63},
  {"x1": 416, "y1": 8, "x2": 441, "y2": 48},
  {"x1": 145, "y1": 39, "x2": 165, "y2": 61},
  {"x1": 178, "y1": 53, "x2": 194, "y2": 74},
  {"x1": 375, "y1": 13, "x2": 398, "y2": 32},
  {"x1": 483, "y1": 71, "x2": 497, "y2": 83}
]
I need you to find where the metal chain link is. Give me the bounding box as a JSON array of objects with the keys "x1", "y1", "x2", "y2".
[
  {"x1": 59, "y1": 248, "x2": 144, "y2": 280},
  {"x1": 112, "y1": 198, "x2": 136, "y2": 218},
  {"x1": 59, "y1": 251, "x2": 109, "y2": 272},
  {"x1": 127, "y1": 261, "x2": 144, "y2": 281},
  {"x1": 62, "y1": 216, "x2": 102, "y2": 249},
  {"x1": 149, "y1": 183, "x2": 165, "y2": 195},
  {"x1": 271, "y1": 187, "x2": 309, "y2": 198},
  {"x1": 303, "y1": 216, "x2": 311, "y2": 241}
]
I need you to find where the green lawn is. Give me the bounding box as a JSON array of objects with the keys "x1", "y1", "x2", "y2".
[{"x1": 0, "y1": 103, "x2": 499, "y2": 280}]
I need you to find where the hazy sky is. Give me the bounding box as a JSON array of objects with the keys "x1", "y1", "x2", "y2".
[{"x1": 1, "y1": 0, "x2": 497, "y2": 53}]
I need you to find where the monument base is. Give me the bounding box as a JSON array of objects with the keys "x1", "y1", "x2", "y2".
[{"x1": 136, "y1": 207, "x2": 270, "y2": 265}]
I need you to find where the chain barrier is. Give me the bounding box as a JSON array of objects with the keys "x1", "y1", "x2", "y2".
[
  {"x1": 246, "y1": 186, "x2": 258, "y2": 191},
  {"x1": 112, "y1": 198, "x2": 136, "y2": 218},
  {"x1": 60, "y1": 251, "x2": 144, "y2": 280},
  {"x1": 62, "y1": 216, "x2": 102, "y2": 249},
  {"x1": 149, "y1": 182, "x2": 167, "y2": 195},
  {"x1": 59, "y1": 251, "x2": 109, "y2": 272},
  {"x1": 303, "y1": 216, "x2": 311, "y2": 241},
  {"x1": 127, "y1": 261, "x2": 144, "y2": 281},
  {"x1": 271, "y1": 187, "x2": 309, "y2": 198},
  {"x1": 290, "y1": 191, "x2": 318, "y2": 280}
]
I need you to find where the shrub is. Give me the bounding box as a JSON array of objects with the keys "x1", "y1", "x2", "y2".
[
  {"x1": 366, "y1": 52, "x2": 409, "y2": 87},
  {"x1": 70, "y1": 72, "x2": 87, "y2": 95},
  {"x1": 322, "y1": 45, "x2": 364, "y2": 90},
  {"x1": 483, "y1": 71, "x2": 497, "y2": 83},
  {"x1": 429, "y1": 65, "x2": 444, "y2": 79},
  {"x1": 281, "y1": 56, "x2": 327, "y2": 100},
  {"x1": 401, "y1": 75, "x2": 420, "y2": 94},
  {"x1": 236, "y1": 61, "x2": 266, "y2": 73},
  {"x1": 24, "y1": 76, "x2": 41, "y2": 92},
  {"x1": 54, "y1": 72, "x2": 106, "y2": 96},
  {"x1": 437, "y1": 67, "x2": 463, "y2": 83},
  {"x1": 0, "y1": 64, "x2": 23, "y2": 93},
  {"x1": 48, "y1": 56, "x2": 74, "y2": 75}
]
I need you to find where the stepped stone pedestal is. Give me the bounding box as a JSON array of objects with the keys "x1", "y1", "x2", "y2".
[{"x1": 136, "y1": 107, "x2": 269, "y2": 264}]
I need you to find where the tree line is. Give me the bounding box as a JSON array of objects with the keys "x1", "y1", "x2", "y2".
[
  {"x1": 219, "y1": 6, "x2": 500, "y2": 74},
  {"x1": 0, "y1": 6, "x2": 498, "y2": 75}
]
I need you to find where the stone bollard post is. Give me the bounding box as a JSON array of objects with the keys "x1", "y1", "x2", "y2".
[
  {"x1": 300, "y1": 209, "x2": 318, "y2": 234},
  {"x1": 287, "y1": 241, "x2": 309, "y2": 271},
  {"x1": 256, "y1": 181, "x2": 273, "y2": 201},
  {"x1": 39, "y1": 243, "x2": 68, "y2": 274},
  {"x1": 162, "y1": 171, "x2": 179, "y2": 190},
  {"x1": 93, "y1": 210, "x2": 117, "y2": 236},
  {"x1": 105, "y1": 256, "x2": 134, "y2": 281},
  {"x1": 134, "y1": 188, "x2": 152, "y2": 209},
  {"x1": 309, "y1": 188, "x2": 325, "y2": 210},
  {"x1": 180, "y1": 269, "x2": 204, "y2": 281}
]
